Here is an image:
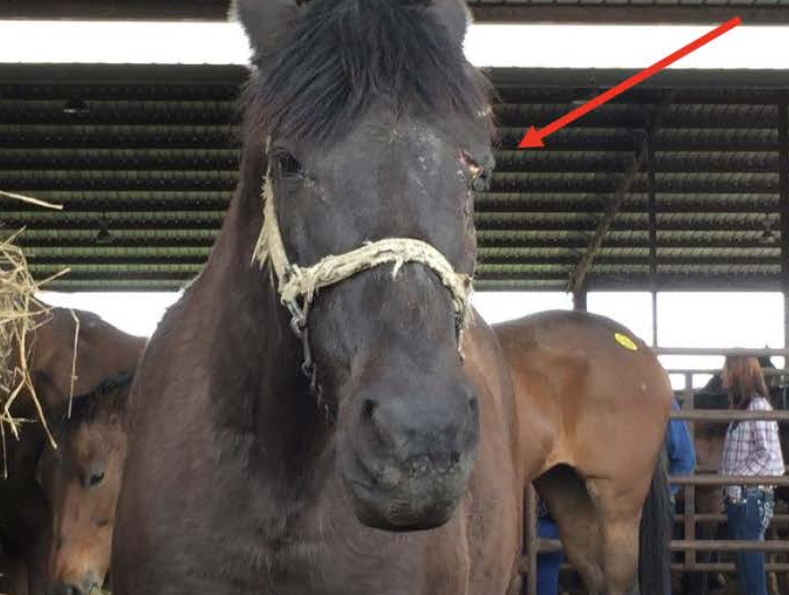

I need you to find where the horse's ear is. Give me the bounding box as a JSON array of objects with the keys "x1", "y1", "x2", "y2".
[
  {"x1": 231, "y1": 0, "x2": 302, "y2": 61},
  {"x1": 428, "y1": 0, "x2": 471, "y2": 48}
]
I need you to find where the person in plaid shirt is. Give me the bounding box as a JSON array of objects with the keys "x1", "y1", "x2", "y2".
[{"x1": 719, "y1": 355, "x2": 784, "y2": 595}]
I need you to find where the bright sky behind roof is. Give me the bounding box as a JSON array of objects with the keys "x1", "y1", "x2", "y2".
[
  {"x1": 38, "y1": 290, "x2": 787, "y2": 391},
  {"x1": 0, "y1": 20, "x2": 786, "y2": 69}
]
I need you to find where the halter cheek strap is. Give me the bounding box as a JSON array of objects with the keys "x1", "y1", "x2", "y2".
[{"x1": 252, "y1": 147, "x2": 474, "y2": 404}]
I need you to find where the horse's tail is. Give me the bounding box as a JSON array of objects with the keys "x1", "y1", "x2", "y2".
[{"x1": 638, "y1": 449, "x2": 672, "y2": 595}]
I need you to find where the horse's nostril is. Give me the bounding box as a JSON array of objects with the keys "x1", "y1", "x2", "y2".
[
  {"x1": 468, "y1": 395, "x2": 478, "y2": 413},
  {"x1": 361, "y1": 398, "x2": 377, "y2": 422},
  {"x1": 62, "y1": 585, "x2": 83, "y2": 595},
  {"x1": 450, "y1": 451, "x2": 461, "y2": 465}
]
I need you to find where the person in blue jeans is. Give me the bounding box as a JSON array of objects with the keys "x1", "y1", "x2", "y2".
[
  {"x1": 667, "y1": 398, "x2": 696, "y2": 507},
  {"x1": 666, "y1": 397, "x2": 696, "y2": 595},
  {"x1": 535, "y1": 498, "x2": 562, "y2": 595},
  {"x1": 718, "y1": 356, "x2": 784, "y2": 595},
  {"x1": 725, "y1": 489, "x2": 775, "y2": 594}
]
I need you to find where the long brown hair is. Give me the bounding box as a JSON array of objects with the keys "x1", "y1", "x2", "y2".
[{"x1": 721, "y1": 355, "x2": 770, "y2": 409}]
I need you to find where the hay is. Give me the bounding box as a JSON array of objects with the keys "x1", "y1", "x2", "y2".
[
  {"x1": 0, "y1": 230, "x2": 70, "y2": 477},
  {"x1": 0, "y1": 190, "x2": 63, "y2": 211}
]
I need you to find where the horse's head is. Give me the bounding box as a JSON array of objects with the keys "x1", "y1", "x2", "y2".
[
  {"x1": 38, "y1": 383, "x2": 129, "y2": 595},
  {"x1": 29, "y1": 307, "x2": 146, "y2": 414},
  {"x1": 237, "y1": 0, "x2": 495, "y2": 530}
]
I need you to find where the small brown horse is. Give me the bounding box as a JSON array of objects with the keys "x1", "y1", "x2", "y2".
[
  {"x1": 0, "y1": 306, "x2": 145, "y2": 595},
  {"x1": 37, "y1": 370, "x2": 132, "y2": 595},
  {"x1": 495, "y1": 310, "x2": 673, "y2": 594},
  {"x1": 112, "y1": 2, "x2": 669, "y2": 595},
  {"x1": 685, "y1": 389, "x2": 732, "y2": 595}
]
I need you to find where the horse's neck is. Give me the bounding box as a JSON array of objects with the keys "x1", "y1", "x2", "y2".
[
  {"x1": 200, "y1": 150, "x2": 332, "y2": 490},
  {"x1": 32, "y1": 309, "x2": 144, "y2": 409},
  {"x1": 74, "y1": 324, "x2": 146, "y2": 393}
]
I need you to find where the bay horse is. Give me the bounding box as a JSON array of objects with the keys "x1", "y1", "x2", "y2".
[
  {"x1": 38, "y1": 370, "x2": 132, "y2": 595},
  {"x1": 0, "y1": 306, "x2": 145, "y2": 595},
  {"x1": 495, "y1": 311, "x2": 672, "y2": 594},
  {"x1": 111, "y1": 2, "x2": 668, "y2": 594}
]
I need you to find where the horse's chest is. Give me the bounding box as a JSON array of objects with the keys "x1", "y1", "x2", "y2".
[
  {"x1": 262, "y1": 543, "x2": 396, "y2": 595},
  {"x1": 254, "y1": 514, "x2": 468, "y2": 595}
]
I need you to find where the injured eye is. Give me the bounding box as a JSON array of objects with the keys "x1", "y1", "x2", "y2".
[
  {"x1": 460, "y1": 151, "x2": 483, "y2": 180},
  {"x1": 460, "y1": 151, "x2": 490, "y2": 192}
]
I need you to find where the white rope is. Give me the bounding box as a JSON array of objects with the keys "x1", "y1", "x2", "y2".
[{"x1": 252, "y1": 160, "x2": 474, "y2": 339}]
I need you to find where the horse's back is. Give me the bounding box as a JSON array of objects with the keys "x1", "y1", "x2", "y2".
[{"x1": 496, "y1": 310, "x2": 672, "y2": 478}]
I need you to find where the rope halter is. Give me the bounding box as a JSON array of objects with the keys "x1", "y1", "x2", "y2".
[{"x1": 252, "y1": 149, "x2": 474, "y2": 404}]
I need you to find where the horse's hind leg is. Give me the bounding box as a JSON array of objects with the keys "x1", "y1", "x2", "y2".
[
  {"x1": 599, "y1": 514, "x2": 641, "y2": 595},
  {"x1": 586, "y1": 478, "x2": 647, "y2": 595},
  {"x1": 534, "y1": 466, "x2": 606, "y2": 594}
]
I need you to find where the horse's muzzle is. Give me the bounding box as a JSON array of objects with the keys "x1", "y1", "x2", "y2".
[
  {"x1": 340, "y1": 387, "x2": 479, "y2": 530},
  {"x1": 46, "y1": 577, "x2": 100, "y2": 595},
  {"x1": 343, "y1": 450, "x2": 474, "y2": 531}
]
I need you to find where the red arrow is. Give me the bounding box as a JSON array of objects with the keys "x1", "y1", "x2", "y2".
[{"x1": 518, "y1": 16, "x2": 742, "y2": 149}]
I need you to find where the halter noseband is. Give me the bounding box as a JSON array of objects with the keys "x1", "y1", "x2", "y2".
[{"x1": 253, "y1": 146, "x2": 474, "y2": 407}]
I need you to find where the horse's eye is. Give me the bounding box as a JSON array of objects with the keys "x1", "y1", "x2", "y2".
[
  {"x1": 273, "y1": 150, "x2": 302, "y2": 177},
  {"x1": 460, "y1": 151, "x2": 491, "y2": 192},
  {"x1": 460, "y1": 151, "x2": 483, "y2": 180},
  {"x1": 88, "y1": 471, "x2": 105, "y2": 488}
]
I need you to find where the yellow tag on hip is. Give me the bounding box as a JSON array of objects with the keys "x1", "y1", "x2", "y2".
[{"x1": 614, "y1": 333, "x2": 638, "y2": 351}]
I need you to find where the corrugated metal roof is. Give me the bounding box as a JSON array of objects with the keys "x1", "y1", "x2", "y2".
[
  {"x1": 466, "y1": 0, "x2": 789, "y2": 23},
  {"x1": 2, "y1": 1, "x2": 788, "y2": 24},
  {"x1": 1, "y1": 63, "x2": 789, "y2": 292}
]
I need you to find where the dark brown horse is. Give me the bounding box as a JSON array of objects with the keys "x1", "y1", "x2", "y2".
[
  {"x1": 38, "y1": 370, "x2": 132, "y2": 595},
  {"x1": 112, "y1": 1, "x2": 527, "y2": 594},
  {"x1": 684, "y1": 388, "x2": 733, "y2": 595},
  {"x1": 0, "y1": 306, "x2": 145, "y2": 595},
  {"x1": 495, "y1": 311, "x2": 673, "y2": 594},
  {"x1": 112, "y1": 2, "x2": 669, "y2": 595}
]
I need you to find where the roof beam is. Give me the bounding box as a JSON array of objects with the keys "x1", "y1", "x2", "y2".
[
  {"x1": 23, "y1": 254, "x2": 781, "y2": 268},
  {"x1": 647, "y1": 134, "x2": 658, "y2": 293},
  {"x1": 1, "y1": 216, "x2": 771, "y2": 233},
  {"x1": 480, "y1": 256, "x2": 782, "y2": 267},
  {"x1": 567, "y1": 94, "x2": 673, "y2": 293},
  {"x1": 2, "y1": 2, "x2": 787, "y2": 26},
  {"x1": 779, "y1": 98, "x2": 789, "y2": 347},
  {"x1": 0, "y1": 1, "x2": 230, "y2": 21},
  {"x1": 39, "y1": 274, "x2": 786, "y2": 294},
  {"x1": 471, "y1": 5, "x2": 789, "y2": 26},
  {"x1": 44, "y1": 280, "x2": 185, "y2": 292},
  {"x1": 10, "y1": 236, "x2": 775, "y2": 251},
  {"x1": 478, "y1": 272, "x2": 783, "y2": 291}
]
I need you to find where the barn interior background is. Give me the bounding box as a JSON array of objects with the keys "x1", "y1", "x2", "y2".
[{"x1": 3, "y1": 1, "x2": 789, "y2": 593}]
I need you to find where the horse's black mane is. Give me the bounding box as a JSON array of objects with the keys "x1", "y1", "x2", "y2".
[
  {"x1": 53, "y1": 369, "x2": 134, "y2": 439},
  {"x1": 247, "y1": 0, "x2": 492, "y2": 145}
]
